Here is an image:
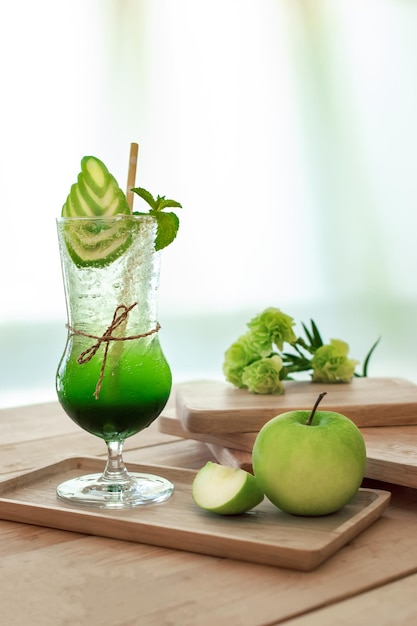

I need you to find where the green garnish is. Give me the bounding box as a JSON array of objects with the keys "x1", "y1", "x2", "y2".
[
  {"x1": 62, "y1": 156, "x2": 130, "y2": 218},
  {"x1": 61, "y1": 218, "x2": 134, "y2": 268},
  {"x1": 131, "y1": 187, "x2": 181, "y2": 251},
  {"x1": 61, "y1": 156, "x2": 182, "y2": 266}
]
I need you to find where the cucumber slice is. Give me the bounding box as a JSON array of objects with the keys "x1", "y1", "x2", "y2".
[{"x1": 61, "y1": 156, "x2": 132, "y2": 266}]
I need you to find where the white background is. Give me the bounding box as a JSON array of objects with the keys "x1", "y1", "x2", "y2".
[{"x1": 1, "y1": 0, "x2": 416, "y2": 406}]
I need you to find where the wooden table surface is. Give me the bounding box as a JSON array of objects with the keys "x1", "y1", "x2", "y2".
[{"x1": 1, "y1": 400, "x2": 417, "y2": 626}]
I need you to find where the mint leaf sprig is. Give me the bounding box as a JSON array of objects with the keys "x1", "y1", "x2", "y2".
[{"x1": 131, "y1": 187, "x2": 182, "y2": 251}]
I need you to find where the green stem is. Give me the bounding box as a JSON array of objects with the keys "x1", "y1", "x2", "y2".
[{"x1": 294, "y1": 337, "x2": 315, "y2": 354}]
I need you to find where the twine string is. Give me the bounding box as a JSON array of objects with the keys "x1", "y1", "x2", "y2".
[{"x1": 66, "y1": 302, "x2": 160, "y2": 400}]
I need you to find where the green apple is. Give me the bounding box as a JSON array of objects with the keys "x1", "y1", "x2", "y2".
[
  {"x1": 192, "y1": 461, "x2": 264, "y2": 515},
  {"x1": 252, "y1": 392, "x2": 367, "y2": 516}
]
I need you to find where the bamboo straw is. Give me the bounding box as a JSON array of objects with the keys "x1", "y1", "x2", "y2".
[
  {"x1": 126, "y1": 142, "x2": 139, "y2": 212},
  {"x1": 109, "y1": 142, "x2": 140, "y2": 390}
]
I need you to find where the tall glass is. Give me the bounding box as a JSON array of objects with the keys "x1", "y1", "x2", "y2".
[{"x1": 55, "y1": 215, "x2": 174, "y2": 508}]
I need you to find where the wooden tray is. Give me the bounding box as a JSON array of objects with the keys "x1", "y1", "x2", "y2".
[
  {"x1": 176, "y1": 378, "x2": 417, "y2": 432},
  {"x1": 0, "y1": 456, "x2": 390, "y2": 571},
  {"x1": 159, "y1": 410, "x2": 417, "y2": 488}
]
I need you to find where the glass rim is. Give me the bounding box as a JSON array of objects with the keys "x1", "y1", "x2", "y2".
[{"x1": 56, "y1": 214, "x2": 155, "y2": 223}]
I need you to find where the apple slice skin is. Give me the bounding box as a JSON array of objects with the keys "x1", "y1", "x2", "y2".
[
  {"x1": 61, "y1": 216, "x2": 136, "y2": 268},
  {"x1": 192, "y1": 462, "x2": 264, "y2": 515},
  {"x1": 61, "y1": 156, "x2": 133, "y2": 267},
  {"x1": 252, "y1": 410, "x2": 367, "y2": 517},
  {"x1": 62, "y1": 156, "x2": 131, "y2": 219}
]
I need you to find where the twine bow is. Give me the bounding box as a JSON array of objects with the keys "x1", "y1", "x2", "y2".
[{"x1": 66, "y1": 302, "x2": 160, "y2": 399}]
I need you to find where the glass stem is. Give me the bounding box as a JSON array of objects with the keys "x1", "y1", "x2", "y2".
[{"x1": 101, "y1": 440, "x2": 132, "y2": 485}]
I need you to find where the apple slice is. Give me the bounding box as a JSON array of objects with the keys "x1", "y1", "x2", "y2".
[
  {"x1": 61, "y1": 156, "x2": 133, "y2": 267},
  {"x1": 192, "y1": 461, "x2": 264, "y2": 515},
  {"x1": 62, "y1": 156, "x2": 131, "y2": 219},
  {"x1": 62, "y1": 215, "x2": 135, "y2": 267}
]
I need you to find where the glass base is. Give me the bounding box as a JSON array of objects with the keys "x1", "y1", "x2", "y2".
[{"x1": 56, "y1": 471, "x2": 174, "y2": 509}]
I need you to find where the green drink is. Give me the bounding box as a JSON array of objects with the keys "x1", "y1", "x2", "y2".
[
  {"x1": 57, "y1": 333, "x2": 172, "y2": 441},
  {"x1": 55, "y1": 213, "x2": 174, "y2": 508}
]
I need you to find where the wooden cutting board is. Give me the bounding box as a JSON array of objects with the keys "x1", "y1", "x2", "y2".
[
  {"x1": 158, "y1": 409, "x2": 417, "y2": 488},
  {"x1": 175, "y1": 378, "x2": 417, "y2": 432},
  {"x1": 159, "y1": 409, "x2": 256, "y2": 451},
  {"x1": 0, "y1": 456, "x2": 390, "y2": 571}
]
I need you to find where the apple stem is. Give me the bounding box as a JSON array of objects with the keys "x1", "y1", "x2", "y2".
[{"x1": 306, "y1": 392, "x2": 327, "y2": 426}]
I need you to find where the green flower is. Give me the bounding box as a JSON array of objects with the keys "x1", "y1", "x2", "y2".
[
  {"x1": 311, "y1": 339, "x2": 359, "y2": 383},
  {"x1": 223, "y1": 332, "x2": 259, "y2": 387},
  {"x1": 247, "y1": 307, "x2": 297, "y2": 352},
  {"x1": 241, "y1": 355, "x2": 284, "y2": 395}
]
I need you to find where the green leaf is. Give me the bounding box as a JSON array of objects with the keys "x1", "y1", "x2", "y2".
[
  {"x1": 310, "y1": 319, "x2": 324, "y2": 348},
  {"x1": 359, "y1": 336, "x2": 381, "y2": 377},
  {"x1": 301, "y1": 322, "x2": 314, "y2": 345},
  {"x1": 131, "y1": 186, "x2": 182, "y2": 250},
  {"x1": 131, "y1": 187, "x2": 157, "y2": 210},
  {"x1": 156, "y1": 198, "x2": 183, "y2": 212},
  {"x1": 154, "y1": 211, "x2": 180, "y2": 251}
]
